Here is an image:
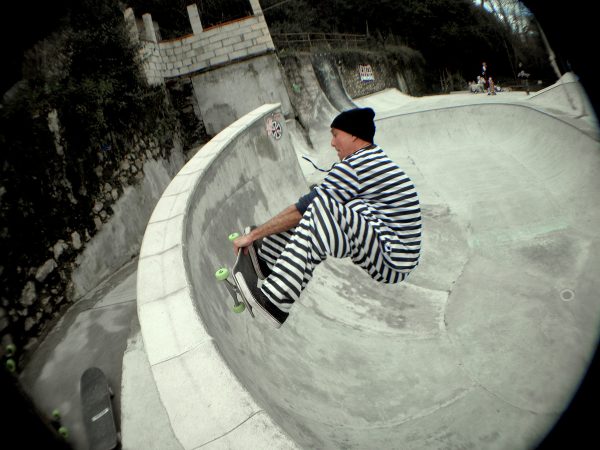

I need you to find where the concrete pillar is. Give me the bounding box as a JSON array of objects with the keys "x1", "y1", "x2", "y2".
[
  {"x1": 142, "y1": 13, "x2": 157, "y2": 43},
  {"x1": 187, "y1": 3, "x2": 203, "y2": 34},
  {"x1": 123, "y1": 8, "x2": 139, "y2": 43},
  {"x1": 249, "y1": 0, "x2": 263, "y2": 16}
]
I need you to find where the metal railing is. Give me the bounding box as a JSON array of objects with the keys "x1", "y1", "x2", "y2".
[{"x1": 271, "y1": 32, "x2": 368, "y2": 49}]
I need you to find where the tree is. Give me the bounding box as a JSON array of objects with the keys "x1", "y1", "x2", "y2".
[{"x1": 0, "y1": 0, "x2": 178, "y2": 345}]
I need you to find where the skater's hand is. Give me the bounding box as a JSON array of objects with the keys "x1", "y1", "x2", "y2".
[{"x1": 233, "y1": 234, "x2": 253, "y2": 255}]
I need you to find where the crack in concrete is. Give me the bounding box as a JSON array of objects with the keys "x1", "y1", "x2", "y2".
[{"x1": 195, "y1": 410, "x2": 265, "y2": 449}]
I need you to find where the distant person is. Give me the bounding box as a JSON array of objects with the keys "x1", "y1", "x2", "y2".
[
  {"x1": 482, "y1": 62, "x2": 496, "y2": 95},
  {"x1": 470, "y1": 79, "x2": 484, "y2": 94},
  {"x1": 481, "y1": 62, "x2": 495, "y2": 95},
  {"x1": 487, "y1": 76, "x2": 496, "y2": 95},
  {"x1": 232, "y1": 108, "x2": 422, "y2": 328},
  {"x1": 481, "y1": 62, "x2": 488, "y2": 89},
  {"x1": 475, "y1": 76, "x2": 485, "y2": 93},
  {"x1": 517, "y1": 62, "x2": 530, "y2": 95}
]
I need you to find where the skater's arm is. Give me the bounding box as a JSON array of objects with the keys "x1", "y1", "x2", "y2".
[
  {"x1": 253, "y1": 204, "x2": 302, "y2": 239},
  {"x1": 233, "y1": 204, "x2": 301, "y2": 254}
]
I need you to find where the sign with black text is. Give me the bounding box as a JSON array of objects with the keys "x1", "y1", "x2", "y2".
[{"x1": 359, "y1": 64, "x2": 375, "y2": 82}]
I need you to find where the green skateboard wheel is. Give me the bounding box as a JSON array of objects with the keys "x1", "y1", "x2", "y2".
[
  {"x1": 215, "y1": 268, "x2": 229, "y2": 281},
  {"x1": 5, "y1": 358, "x2": 16, "y2": 373},
  {"x1": 52, "y1": 409, "x2": 61, "y2": 420},
  {"x1": 228, "y1": 232, "x2": 240, "y2": 241},
  {"x1": 5, "y1": 344, "x2": 16, "y2": 357},
  {"x1": 233, "y1": 303, "x2": 246, "y2": 314},
  {"x1": 58, "y1": 426, "x2": 69, "y2": 438}
]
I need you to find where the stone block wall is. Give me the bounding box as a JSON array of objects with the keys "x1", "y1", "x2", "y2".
[{"x1": 124, "y1": 1, "x2": 275, "y2": 86}]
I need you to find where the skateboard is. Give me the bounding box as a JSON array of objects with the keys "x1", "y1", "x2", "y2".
[
  {"x1": 80, "y1": 367, "x2": 119, "y2": 450},
  {"x1": 215, "y1": 232, "x2": 258, "y2": 318}
]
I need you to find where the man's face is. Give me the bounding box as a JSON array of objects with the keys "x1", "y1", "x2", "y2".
[{"x1": 330, "y1": 128, "x2": 356, "y2": 160}]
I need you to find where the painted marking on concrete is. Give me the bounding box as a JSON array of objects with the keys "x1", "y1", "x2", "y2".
[
  {"x1": 560, "y1": 289, "x2": 575, "y2": 302},
  {"x1": 266, "y1": 114, "x2": 283, "y2": 140}
]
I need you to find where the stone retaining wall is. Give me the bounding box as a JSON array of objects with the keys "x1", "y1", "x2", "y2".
[{"x1": 124, "y1": 1, "x2": 275, "y2": 86}]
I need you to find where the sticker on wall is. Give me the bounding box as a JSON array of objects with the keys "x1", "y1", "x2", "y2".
[
  {"x1": 266, "y1": 114, "x2": 283, "y2": 140},
  {"x1": 359, "y1": 64, "x2": 375, "y2": 82}
]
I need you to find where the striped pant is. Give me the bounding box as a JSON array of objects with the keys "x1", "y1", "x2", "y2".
[{"x1": 259, "y1": 194, "x2": 408, "y2": 313}]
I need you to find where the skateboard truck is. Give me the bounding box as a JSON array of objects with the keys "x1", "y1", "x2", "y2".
[
  {"x1": 215, "y1": 267, "x2": 247, "y2": 314},
  {"x1": 215, "y1": 232, "x2": 255, "y2": 318}
]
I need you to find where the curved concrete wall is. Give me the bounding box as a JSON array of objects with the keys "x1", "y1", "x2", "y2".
[
  {"x1": 138, "y1": 93, "x2": 600, "y2": 449},
  {"x1": 73, "y1": 152, "x2": 184, "y2": 299},
  {"x1": 192, "y1": 53, "x2": 293, "y2": 135},
  {"x1": 311, "y1": 53, "x2": 357, "y2": 112},
  {"x1": 137, "y1": 104, "x2": 304, "y2": 448},
  {"x1": 528, "y1": 73, "x2": 598, "y2": 127}
]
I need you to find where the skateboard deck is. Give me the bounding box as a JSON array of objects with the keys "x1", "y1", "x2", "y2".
[
  {"x1": 80, "y1": 367, "x2": 119, "y2": 450},
  {"x1": 215, "y1": 232, "x2": 261, "y2": 318}
]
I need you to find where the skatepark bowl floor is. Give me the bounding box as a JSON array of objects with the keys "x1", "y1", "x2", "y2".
[{"x1": 137, "y1": 80, "x2": 600, "y2": 449}]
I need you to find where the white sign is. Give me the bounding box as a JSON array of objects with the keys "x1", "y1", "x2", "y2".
[{"x1": 359, "y1": 64, "x2": 374, "y2": 82}]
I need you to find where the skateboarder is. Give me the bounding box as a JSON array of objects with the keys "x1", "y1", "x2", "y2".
[{"x1": 234, "y1": 107, "x2": 422, "y2": 328}]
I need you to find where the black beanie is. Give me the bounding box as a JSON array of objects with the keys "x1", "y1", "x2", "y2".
[{"x1": 330, "y1": 107, "x2": 376, "y2": 143}]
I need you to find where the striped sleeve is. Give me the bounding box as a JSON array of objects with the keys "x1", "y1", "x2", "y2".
[{"x1": 318, "y1": 162, "x2": 359, "y2": 204}]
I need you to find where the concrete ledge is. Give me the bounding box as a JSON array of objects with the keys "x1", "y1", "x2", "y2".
[{"x1": 137, "y1": 104, "x2": 300, "y2": 448}]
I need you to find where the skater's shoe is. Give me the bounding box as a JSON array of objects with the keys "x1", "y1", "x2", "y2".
[
  {"x1": 244, "y1": 226, "x2": 272, "y2": 280},
  {"x1": 234, "y1": 271, "x2": 288, "y2": 328}
]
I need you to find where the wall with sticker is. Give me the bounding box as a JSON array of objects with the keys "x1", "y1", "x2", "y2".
[
  {"x1": 335, "y1": 51, "x2": 426, "y2": 98},
  {"x1": 191, "y1": 53, "x2": 293, "y2": 136},
  {"x1": 124, "y1": 1, "x2": 292, "y2": 138},
  {"x1": 136, "y1": 103, "x2": 307, "y2": 447},
  {"x1": 285, "y1": 50, "x2": 425, "y2": 99}
]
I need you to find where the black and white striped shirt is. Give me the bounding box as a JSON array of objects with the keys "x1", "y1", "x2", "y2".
[{"x1": 316, "y1": 146, "x2": 422, "y2": 273}]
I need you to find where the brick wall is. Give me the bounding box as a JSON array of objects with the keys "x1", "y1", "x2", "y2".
[{"x1": 124, "y1": 1, "x2": 275, "y2": 86}]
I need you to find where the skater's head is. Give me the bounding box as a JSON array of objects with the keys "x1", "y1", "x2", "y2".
[{"x1": 330, "y1": 108, "x2": 376, "y2": 160}]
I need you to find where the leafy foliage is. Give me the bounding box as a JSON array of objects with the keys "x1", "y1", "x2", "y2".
[
  {"x1": 0, "y1": 0, "x2": 177, "y2": 316},
  {"x1": 124, "y1": 0, "x2": 549, "y2": 84},
  {"x1": 263, "y1": 0, "x2": 549, "y2": 83}
]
